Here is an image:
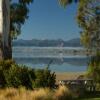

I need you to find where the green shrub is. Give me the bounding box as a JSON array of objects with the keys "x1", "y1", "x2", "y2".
[
  {"x1": 0, "y1": 60, "x2": 56, "y2": 89},
  {"x1": 33, "y1": 67, "x2": 56, "y2": 88},
  {"x1": 87, "y1": 54, "x2": 100, "y2": 90}
]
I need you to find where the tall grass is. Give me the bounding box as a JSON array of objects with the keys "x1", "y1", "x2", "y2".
[
  {"x1": 54, "y1": 86, "x2": 72, "y2": 100},
  {"x1": 0, "y1": 86, "x2": 73, "y2": 100}
]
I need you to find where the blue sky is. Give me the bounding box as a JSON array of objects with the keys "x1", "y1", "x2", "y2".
[{"x1": 18, "y1": 0, "x2": 80, "y2": 40}]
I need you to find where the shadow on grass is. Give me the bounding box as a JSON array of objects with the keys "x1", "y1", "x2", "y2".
[{"x1": 78, "y1": 91, "x2": 100, "y2": 100}]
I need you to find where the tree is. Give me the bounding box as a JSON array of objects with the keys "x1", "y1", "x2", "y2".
[
  {"x1": 59, "y1": 0, "x2": 100, "y2": 49},
  {"x1": 10, "y1": 0, "x2": 33, "y2": 39},
  {"x1": 59, "y1": 0, "x2": 78, "y2": 6},
  {"x1": 77, "y1": 0, "x2": 100, "y2": 86},
  {"x1": 1, "y1": 0, "x2": 33, "y2": 59},
  {"x1": 59, "y1": 0, "x2": 100, "y2": 86},
  {"x1": 77, "y1": 0, "x2": 100, "y2": 50}
]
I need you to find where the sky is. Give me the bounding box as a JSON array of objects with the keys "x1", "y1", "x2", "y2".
[{"x1": 17, "y1": 0, "x2": 80, "y2": 40}]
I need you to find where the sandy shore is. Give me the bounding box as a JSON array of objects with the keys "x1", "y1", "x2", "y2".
[{"x1": 56, "y1": 72, "x2": 86, "y2": 83}]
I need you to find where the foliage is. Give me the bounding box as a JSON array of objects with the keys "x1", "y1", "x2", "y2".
[
  {"x1": 0, "y1": 86, "x2": 73, "y2": 100},
  {"x1": 33, "y1": 68, "x2": 56, "y2": 88},
  {"x1": 59, "y1": 0, "x2": 100, "y2": 49},
  {"x1": 10, "y1": 0, "x2": 33, "y2": 39},
  {"x1": 59, "y1": 0, "x2": 78, "y2": 7},
  {"x1": 87, "y1": 52, "x2": 100, "y2": 88},
  {"x1": 76, "y1": 0, "x2": 100, "y2": 87},
  {"x1": 59, "y1": 0, "x2": 100, "y2": 87},
  {"x1": 77, "y1": 0, "x2": 100, "y2": 49},
  {"x1": 0, "y1": 60, "x2": 56, "y2": 89}
]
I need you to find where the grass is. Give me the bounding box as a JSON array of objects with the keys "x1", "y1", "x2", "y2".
[
  {"x1": 79, "y1": 98, "x2": 100, "y2": 100},
  {"x1": 78, "y1": 91, "x2": 100, "y2": 100},
  {"x1": 0, "y1": 86, "x2": 100, "y2": 100},
  {"x1": 0, "y1": 86, "x2": 72, "y2": 100}
]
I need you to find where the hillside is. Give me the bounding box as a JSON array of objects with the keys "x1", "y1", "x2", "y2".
[{"x1": 12, "y1": 38, "x2": 82, "y2": 47}]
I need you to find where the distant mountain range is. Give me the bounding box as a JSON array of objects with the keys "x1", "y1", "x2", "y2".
[{"x1": 12, "y1": 38, "x2": 82, "y2": 47}]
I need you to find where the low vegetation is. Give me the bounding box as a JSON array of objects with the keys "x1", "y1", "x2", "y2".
[
  {"x1": 0, "y1": 86, "x2": 73, "y2": 100},
  {"x1": 87, "y1": 52, "x2": 100, "y2": 90},
  {"x1": 0, "y1": 60, "x2": 100, "y2": 100},
  {"x1": 0, "y1": 60, "x2": 56, "y2": 89},
  {"x1": 0, "y1": 86, "x2": 100, "y2": 100}
]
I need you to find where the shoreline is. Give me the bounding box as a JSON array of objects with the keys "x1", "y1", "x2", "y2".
[{"x1": 55, "y1": 72, "x2": 86, "y2": 83}]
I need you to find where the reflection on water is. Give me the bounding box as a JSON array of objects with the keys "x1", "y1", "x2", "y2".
[
  {"x1": 12, "y1": 47, "x2": 89, "y2": 72},
  {"x1": 14, "y1": 57, "x2": 88, "y2": 66}
]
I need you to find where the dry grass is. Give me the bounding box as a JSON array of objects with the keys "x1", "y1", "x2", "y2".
[
  {"x1": 0, "y1": 86, "x2": 72, "y2": 100},
  {"x1": 54, "y1": 86, "x2": 72, "y2": 100},
  {"x1": 0, "y1": 72, "x2": 85, "y2": 100},
  {"x1": 1, "y1": 72, "x2": 99, "y2": 100}
]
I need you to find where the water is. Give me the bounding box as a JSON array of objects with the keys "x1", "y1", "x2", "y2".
[{"x1": 12, "y1": 46, "x2": 89, "y2": 72}]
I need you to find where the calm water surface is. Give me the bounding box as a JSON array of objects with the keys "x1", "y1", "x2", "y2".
[{"x1": 12, "y1": 47, "x2": 89, "y2": 72}]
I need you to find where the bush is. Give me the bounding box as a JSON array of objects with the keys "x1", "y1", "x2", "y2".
[
  {"x1": 33, "y1": 68, "x2": 56, "y2": 88},
  {"x1": 0, "y1": 60, "x2": 56, "y2": 89},
  {"x1": 87, "y1": 54, "x2": 100, "y2": 90}
]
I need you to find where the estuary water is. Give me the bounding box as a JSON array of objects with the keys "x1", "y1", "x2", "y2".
[{"x1": 12, "y1": 46, "x2": 89, "y2": 72}]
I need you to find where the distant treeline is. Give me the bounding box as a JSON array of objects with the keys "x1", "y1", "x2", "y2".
[{"x1": 13, "y1": 38, "x2": 82, "y2": 47}]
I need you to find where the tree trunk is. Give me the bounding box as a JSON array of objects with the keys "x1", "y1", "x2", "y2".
[
  {"x1": 3, "y1": 35, "x2": 12, "y2": 60},
  {"x1": 0, "y1": 0, "x2": 11, "y2": 60}
]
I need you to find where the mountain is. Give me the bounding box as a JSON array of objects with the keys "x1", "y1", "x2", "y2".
[
  {"x1": 12, "y1": 38, "x2": 82, "y2": 47},
  {"x1": 64, "y1": 38, "x2": 81, "y2": 47}
]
